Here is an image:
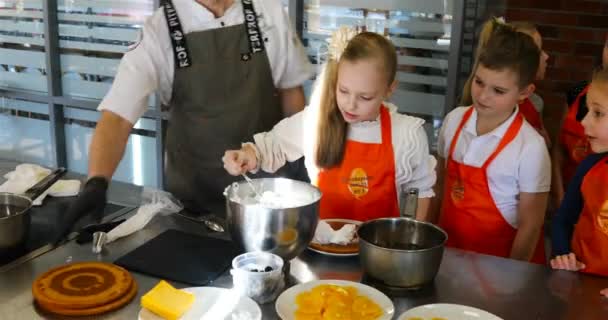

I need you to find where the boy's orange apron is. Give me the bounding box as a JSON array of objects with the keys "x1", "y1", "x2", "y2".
[
  {"x1": 439, "y1": 107, "x2": 545, "y2": 264},
  {"x1": 317, "y1": 106, "x2": 400, "y2": 221},
  {"x1": 519, "y1": 97, "x2": 543, "y2": 131},
  {"x1": 559, "y1": 85, "x2": 592, "y2": 186},
  {"x1": 571, "y1": 155, "x2": 608, "y2": 276}
]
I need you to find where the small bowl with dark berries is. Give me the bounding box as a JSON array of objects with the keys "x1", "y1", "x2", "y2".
[{"x1": 230, "y1": 252, "x2": 285, "y2": 304}]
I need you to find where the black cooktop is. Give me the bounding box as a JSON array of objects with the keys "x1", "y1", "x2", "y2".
[{"x1": 0, "y1": 196, "x2": 131, "y2": 268}]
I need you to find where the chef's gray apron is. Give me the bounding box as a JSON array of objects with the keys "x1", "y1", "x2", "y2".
[{"x1": 162, "y1": 0, "x2": 307, "y2": 212}]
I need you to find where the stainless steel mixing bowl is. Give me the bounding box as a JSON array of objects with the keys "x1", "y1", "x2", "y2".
[
  {"x1": 358, "y1": 217, "x2": 448, "y2": 288},
  {"x1": 225, "y1": 178, "x2": 321, "y2": 261}
]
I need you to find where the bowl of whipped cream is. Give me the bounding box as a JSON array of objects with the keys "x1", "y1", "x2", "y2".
[{"x1": 225, "y1": 178, "x2": 322, "y2": 261}]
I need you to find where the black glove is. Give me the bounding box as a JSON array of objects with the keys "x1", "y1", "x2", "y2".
[{"x1": 54, "y1": 176, "x2": 108, "y2": 245}]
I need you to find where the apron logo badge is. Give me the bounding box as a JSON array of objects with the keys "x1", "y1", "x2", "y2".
[
  {"x1": 597, "y1": 200, "x2": 608, "y2": 237},
  {"x1": 451, "y1": 180, "x2": 465, "y2": 202},
  {"x1": 347, "y1": 168, "x2": 369, "y2": 199},
  {"x1": 241, "y1": 53, "x2": 251, "y2": 61}
]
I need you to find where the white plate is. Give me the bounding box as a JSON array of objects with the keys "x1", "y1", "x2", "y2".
[
  {"x1": 308, "y1": 219, "x2": 362, "y2": 257},
  {"x1": 275, "y1": 279, "x2": 394, "y2": 320},
  {"x1": 138, "y1": 287, "x2": 261, "y2": 320},
  {"x1": 398, "y1": 303, "x2": 504, "y2": 320}
]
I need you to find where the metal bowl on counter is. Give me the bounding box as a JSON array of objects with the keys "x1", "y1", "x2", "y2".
[
  {"x1": 225, "y1": 178, "x2": 321, "y2": 261},
  {"x1": 358, "y1": 217, "x2": 447, "y2": 289},
  {"x1": 0, "y1": 168, "x2": 66, "y2": 255}
]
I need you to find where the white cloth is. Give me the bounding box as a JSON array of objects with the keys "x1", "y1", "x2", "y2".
[
  {"x1": 437, "y1": 106, "x2": 551, "y2": 228},
  {"x1": 0, "y1": 164, "x2": 80, "y2": 206},
  {"x1": 251, "y1": 103, "x2": 437, "y2": 199},
  {"x1": 105, "y1": 188, "x2": 183, "y2": 244},
  {"x1": 99, "y1": 0, "x2": 314, "y2": 124}
]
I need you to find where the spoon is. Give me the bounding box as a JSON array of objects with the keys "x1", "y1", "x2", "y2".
[
  {"x1": 242, "y1": 173, "x2": 263, "y2": 198},
  {"x1": 200, "y1": 215, "x2": 225, "y2": 233},
  {"x1": 175, "y1": 210, "x2": 225, "y2": 233}
]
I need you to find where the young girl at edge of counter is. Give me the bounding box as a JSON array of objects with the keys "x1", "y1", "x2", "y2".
[
  {"x1": 551, "y1": 34, "x2": 608, "y2": 208},
  {"x1": 551, "y1": 68, "x2": 608, "y2": 298}
]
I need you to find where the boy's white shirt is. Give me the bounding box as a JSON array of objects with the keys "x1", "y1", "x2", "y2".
[
  {"x1": 98, "y1": 0, "x2": 314, "y2": 124},
  {"x1": 252, "y1": 102, "x2": 437, "y2": 199},
  {"x1": 437, "y1": 106, "x2": 551, "y2": 228}
]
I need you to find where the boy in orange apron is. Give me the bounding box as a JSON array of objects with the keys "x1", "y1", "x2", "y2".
[
  {"x1": 551, "y1": 34, "x2": 607, "y2": 207},
  {"x1": 433, "y1": 18, "x2": 549, "y2": 264},
  {"x1": 222, "y1": 28, "x2": 436, "y2": 222},
  {"x1": 551, "y1": 68, "x2": 608, "y2": 297}
]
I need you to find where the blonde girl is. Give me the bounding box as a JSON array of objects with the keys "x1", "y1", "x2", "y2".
[{"x1": 223, "y1": 28, "x2": 436, "y2": 222}]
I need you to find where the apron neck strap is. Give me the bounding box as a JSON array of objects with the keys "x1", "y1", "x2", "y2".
[
  {"x1": 162, "y1": 0, "x2": 192, "y2": 68},
  {"x1": 163, "y1": 0, "x2": 265, "y2": 67},
  {"x1": 448, "y1": 107, "x2": 524, "y2": 170},
  {"x1": 242, "y1": 0, "x2": 265, "y2": 56},
  {"x1": 481, "y1": 112, "x2": 524, "y2": 170},
  {"x1": 379, "y1": 105, "x2": 392, "y2": 144},
  {"x1": 448, "y1": 106, "x2": 473, "y2": 159}
]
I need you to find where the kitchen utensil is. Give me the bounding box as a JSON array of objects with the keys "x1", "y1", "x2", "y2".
[
  {"x1": 358, "y1": 217, "x2": 447, "y2": 289},
  {"x1": 76, "y1": 219, "x2": 126, "y2": 244},
  {"x1": 231, "y1": 252, "x2": 284, "y2": 304},
  {"x1": 225, "y1": 177, "x2": 321, "y2": 261},
  {"x1": 201, "y1": 216, "x2": 225, "y2": 232},
  {"x1": 0, "y1": 168, "x2": 66, "y2": 255},
  {"x1": 241, "y1": 173, "x2": 262, "y2": 198},
  {"x1": 114, "y1": 229, "x2": 238, "y2": 285},
  {"x1": 175, "y1": 209, "x2": 225, "y2": 233},
  {"x1": 400, "y1": 187, "x2": 419, "y2": 218},
  {"x1": 92, "y1": 231, "x2": 108, "y2": 253}
]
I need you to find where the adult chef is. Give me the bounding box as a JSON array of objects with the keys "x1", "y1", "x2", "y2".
[{"x1": 58, "y1": 0, "x2": 314, "y2": 237}]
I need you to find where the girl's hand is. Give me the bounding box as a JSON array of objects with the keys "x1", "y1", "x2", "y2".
[
  {"x1": 222, "y1": 146, "x2": 257, "y2": 176},
  {"x1": 601, "y1": 288, "x2": 608, "y2": 298},
  {"x1": 550, "y1": 253, "x2": 586, "y2": 271}
]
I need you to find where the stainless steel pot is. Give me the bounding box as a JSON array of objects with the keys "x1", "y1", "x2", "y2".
[
  {"x1": 225, "y1": 177, "x2": 321, "y2": 261},
  {"x1": 0, "y1": 168, "x2": 67, "y2": 254},
  {"x1": 358, "y1": 217, "x2": 448, "y2": 288}
]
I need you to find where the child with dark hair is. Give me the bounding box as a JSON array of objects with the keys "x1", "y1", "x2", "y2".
[
  {"x1": 432, "y1": 18, "x2": 550, "y2": 264},
  {"x1": 461, "y1": 20, "x2": 551, "y2": 145}
]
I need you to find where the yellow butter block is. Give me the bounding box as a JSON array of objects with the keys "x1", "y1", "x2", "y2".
[{"x1": 141, "y1": 280, "x2": 195, "y2": 320}]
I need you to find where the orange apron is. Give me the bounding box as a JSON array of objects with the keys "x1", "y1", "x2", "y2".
[
  {"x1": 519, "y1": 97, "x2": 543, "y2": 132},
  {"x1": 559, "y1": 85, "x2": 592, "y2": 186},
  {"x1": 571, "y1": 155, "x2": 608, "y2": 276},
  {"x1": 439, "y1": 107, "x2": 545, "y2": 264},
  {"x1": 317, "y1": 106, "x2": 400, "y2": 221}
]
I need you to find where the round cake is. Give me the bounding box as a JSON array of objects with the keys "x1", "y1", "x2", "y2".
[
  {"x1": 32, "y1": 262, "x2": 135, "y2": 314},
  {"x1": 35, "y1": 280, "x2": 138, "y2": 316}
]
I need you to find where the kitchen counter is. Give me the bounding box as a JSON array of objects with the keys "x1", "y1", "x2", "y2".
[{"x1": 1, "y1": 161, "x2": 608, "y2": 319}]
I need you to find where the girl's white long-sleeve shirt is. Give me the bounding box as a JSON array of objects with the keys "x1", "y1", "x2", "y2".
[{"x1": 250, "y1": 102, "x2": 437, "y2": 198}]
